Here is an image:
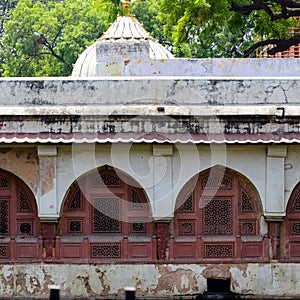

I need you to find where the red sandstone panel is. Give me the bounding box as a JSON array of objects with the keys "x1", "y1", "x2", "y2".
[
  {"x1": 17, "y1": 244, "x2": 37, "y2": 258},
  {"x1": 289, "y1": 242, "x2": 300, "y2": 258},
  {"x1": 241, "y1": 242, "x2": 262, "y2": 258},
  {"x1": 61, "y1": 244, "x2": 82, "y2": 258},
  {"x1": 128, "y1": 243, "x2": 151, "y2": 259},
  {"x1": 174, "y1": 242, "x2": 196, "y2": 259}
]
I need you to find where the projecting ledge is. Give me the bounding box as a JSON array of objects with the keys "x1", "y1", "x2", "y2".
[
  {"x1": 39, "y1": 214, "x2": 60, "y2": 223},
  {"x1": 1, "y1": 105, "x2": 298, "y2": 117},
  {"x1": 264, "y1": 213, "x2": 286, "y2": 221}
]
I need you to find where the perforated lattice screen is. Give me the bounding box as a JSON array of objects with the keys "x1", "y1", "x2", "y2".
[
  {"x1": 68, "y1": 189, "x2": 83, "y2": 210},
  {"x1": 240, "y1": 190, "x2": 256, "y2": 214},
  {"x1": 18, "y1": 221, "x2": 33, "y2": 235},
  {"x1": 131, "y1": 222, "x2": 146, "y2": 235},
  {"x1": 92, "y1": 172, "x2": 122, "y2": 187},
  {"x1": 178, "y1": 220, "x2": 196, "y2": 236},
  {"x1": 202, "y1": 174, "x2": 232, "y2": 190},
  {"x1": 291, "y1": 221, "x2": 300, "y2": 235},
  {"x1": 0, "y1": 245, "x2": 7, "y2": 258},
  {"x1": 202, "y1": 197, "x2": 233, "y2": 235},
  {"x1": 204, "y1": 243, "x2": 234, "y2": 258},
  {"x1": 239, "y1": 220, "x2": 256, "y2": 236},
  {"x1": 178, "y1": 194, "x2": 194, "y2": 214},
  {"x1": 93, "y1": 197, "x2": 121, "y2": 233},
  {"x1": 0, "y1": 176, "x2": 9, "y2": 190},
  {"x1": 0, "y1": 199, "x2": 9, "y2": 236},
  {"x1": 91, "y1": 243, "x2": 121, "y2": 258},
  {"x1": 292, "y1": 193, "x2": 300, "y2": 212},
  {"x1": 67, "y1": 218, "x2": 83, "y2": 235},
  {"x1": 131, "y1": 188, "x2": 144, "y2": 209},
  {"x1": 18, "y1": 187, "x2": 33, "y2": 212}
]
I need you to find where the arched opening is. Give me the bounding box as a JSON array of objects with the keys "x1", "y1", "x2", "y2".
[
  {"x1": 285, "y1": 182, "x2": 300, "y2": 260},
  {"x1": 58, "y1": 166, "x2": 155, "y2": 262},
  {"x1": 173, "y1": 166, "x2": 265, "y2": 261},
  {"x1": 0, "y1": 168, "x2": 41, "y2": 261}
]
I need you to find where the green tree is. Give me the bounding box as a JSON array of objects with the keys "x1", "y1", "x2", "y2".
[
  {"x1": 231, "y1": 0, "x2": 300, "y2": 56},
  {"x1": 1, "y1": 0, "x2": 117, "y2": 76},
  {"x1": 159, "y1": 0, "x2": 298, "y2": 57},
  {"x1": 131, "y1": 0, "x2": 165, "y2": 44}
]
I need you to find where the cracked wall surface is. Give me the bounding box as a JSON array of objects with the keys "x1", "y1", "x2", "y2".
[
  {"x1": 1, "y1": 78, "x2": 300, "y2": 107},
  {"x1": 0, "y1": 263, "x2": 300, "y2": 297}
]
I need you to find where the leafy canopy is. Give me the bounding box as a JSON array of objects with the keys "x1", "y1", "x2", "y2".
[
  {"x1": 158, "y1": 0, "x2": 297, "y2": 57},
  {"x1": 1, "y1": 0, "x2": 116, "y2": 76},
  {"x1": 0, "y1": 0, "x2": 299, "y2": 77}
]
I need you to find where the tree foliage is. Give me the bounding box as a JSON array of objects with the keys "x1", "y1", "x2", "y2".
[
  {"x1": 159, "y1": 0, "x2": 298, "y2": 57},
  {"x1": 231, "y1": 0, "x2": 300, "y2": 56},
  {"x1": 1, "y1": 0, "x2": 117, "y2": 76},
  {"x1": 1, "y1": 0, "x2": 299, "y2": 77},
  {"x1": 0, "y1": 0, "x2": 18, "y2": 43},
  {"x1": 131, "y1": 0, "x2": 165, "y2": 44}
]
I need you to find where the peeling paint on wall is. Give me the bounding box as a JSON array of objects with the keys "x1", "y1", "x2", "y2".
[
  {"x1": 39, "y1": 156, "x2": 55, "y2": 195},
  {"x1": 0, "y1": 263, "x2": 300, "y2": 297},
  {"x1": 0, "y1": 147, "x2": 38, "y2": 194}
]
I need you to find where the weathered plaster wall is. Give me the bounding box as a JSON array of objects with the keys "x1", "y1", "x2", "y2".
[
  {"x1": 0, "y1": 147, "x2": 38, "y2": 195},
  {"x1": 284, "y1": 145, "x2": 300, "y2": 210},
  {"x1": 1, "y1": 78, "x2": 300, "y2": 107},
  {"x1": 0, "y1": 263, "x2": 300, "y2": 297},
  {"x1": 55, "y1": 143, "x2": 300, "y2": 219},
  {"x1": 56, "y1": 144, "x2": 269, "y2": 219},
  {"x1": 123, "y1": 58, "x2": 300, "y2": 77}
]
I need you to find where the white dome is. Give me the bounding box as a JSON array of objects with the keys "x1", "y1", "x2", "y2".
[{"x1": 72, "y1": 15, "x2": 174, "y2": 77}]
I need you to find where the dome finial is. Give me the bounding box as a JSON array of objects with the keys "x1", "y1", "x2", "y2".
[{"x1": 122, "y1": 0, "x2": 131, "y2": 16}]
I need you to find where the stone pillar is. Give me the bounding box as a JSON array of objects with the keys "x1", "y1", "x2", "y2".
[
  {"x1": 41, "y1": 222, "x2": 57, "y2": 259},
  {"x1": 38, "y1": 146, "x2": 59, "y2": 259},
  {"x1": 265, "y1": 145, "x2": 286, "y2": 218},
  {"x1": 37, "y1": 146, "x2": 59, "y2": 221},
  {"x1": 155, "y1": 220, "x2": 171, "y2": 260},
  {"x1": 267, "y1": 220, "x2": 282, "y2": 260},
  {"x1": 265, "y1": 145, "x2": 286, "y2": 259},
  {"x1": 152, "y1": 145, "x2": 173, "y2": 219}
]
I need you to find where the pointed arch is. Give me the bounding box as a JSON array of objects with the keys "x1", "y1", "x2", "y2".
[
  {"x1": 0, "y1": 168, "x2": 41, "y2": 261},
  {"x1": 173, "y1": 165, "x2": 265, "y2": 261},
  {"x1": 285, "y1": 181, "x2": 300, "y2": 260},
  {"x1": 58, "y1": 165, "x2": 154, "y2": 262}
]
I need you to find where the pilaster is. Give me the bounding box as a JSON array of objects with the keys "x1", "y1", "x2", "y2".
[
  {"x1": 265, "y1": 145, "x2": 287, "y2": 218},
  {"x1": 152, "y1": 145, "x2": 173, "y2": 219},
  {"x1": 37, "y1": 146, "x2": 59, "y2": 221}
]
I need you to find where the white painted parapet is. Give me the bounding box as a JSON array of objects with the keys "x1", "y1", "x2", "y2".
[{"x1": 123, "y1": 58, "x2": 300, "y2": 77}]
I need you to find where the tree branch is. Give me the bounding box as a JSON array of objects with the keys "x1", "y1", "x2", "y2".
[
  {"x1": 38, "y1": 34, "x2": 72, "y2": 71},
  {"x1": 231, "y1": 0, "x2": 300, "y2": 20},
  {"x1": 244, "y1": 34, "x2": 300, "y2": 56}
]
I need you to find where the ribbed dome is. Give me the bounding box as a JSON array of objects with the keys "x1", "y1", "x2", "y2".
[{"x1": 72, "y1": 15, "x2": 174, "y2": 77}]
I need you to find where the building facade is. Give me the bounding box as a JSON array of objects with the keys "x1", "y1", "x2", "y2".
[{"x1": 1, "y1": 11, "x2": 300, "y2": 299}]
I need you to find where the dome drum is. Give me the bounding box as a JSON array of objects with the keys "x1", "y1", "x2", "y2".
[
  {"x1": 72, "y1": 15, "x2": 174, "y2": 77},
  {"x1": 96, "y1": 40, "x2": 150, "y2": 63}
]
